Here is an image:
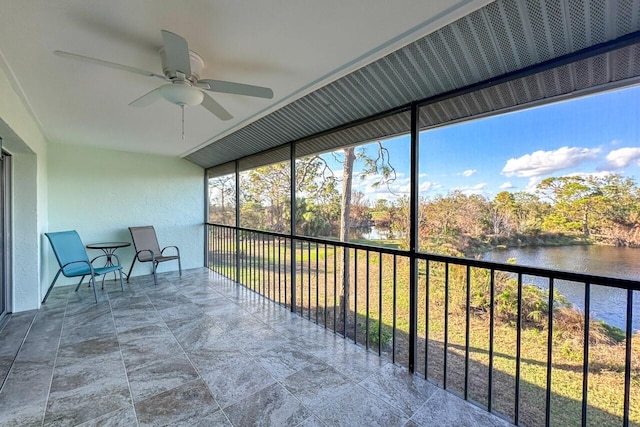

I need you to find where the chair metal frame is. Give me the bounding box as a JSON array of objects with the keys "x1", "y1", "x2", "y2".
[{"x1": 127, "y1": 226, "x2": 181, "y2": 285}]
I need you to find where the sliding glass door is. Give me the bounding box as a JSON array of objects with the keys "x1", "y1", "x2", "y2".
[{"x1": 0, "y1": 144, "x2": 10, "y2": 324}]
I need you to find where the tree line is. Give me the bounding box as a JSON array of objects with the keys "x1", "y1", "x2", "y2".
[
  {"x1": 209, "y1": 156, "x2": 640, "y2": 253},
  {"x1": 418, "y1": 174, "x2": 640, "y2": 252}
]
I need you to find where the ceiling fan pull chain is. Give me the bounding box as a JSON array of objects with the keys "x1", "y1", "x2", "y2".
[{"x1": 181, "y1": 104, "x2": 185, "y2": 140}]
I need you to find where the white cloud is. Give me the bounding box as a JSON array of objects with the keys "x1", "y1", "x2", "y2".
[
  {"x1": 469, "y1": 183, "x2": 487, "y2": 190},
  {"x1": 525, "y1": 176, "x2": 544, "y2": 193},
  {"x1": 354, "y1": 173, "x2": 377, "y2": 189},
  {"x1": 395, "y1": 184, "x2": 411, "y2": 193},
  {"x1": 461, "y1": 169, "x2": 477, "y2": 177},
  {"x1": 502, "y1": 146, "x2": 601, "y2": 178},
  {"x1": 499, "y1": 182, "x2": 513, "y2": 189},
  {"x1": 350, "y1": 173, "x2": 412, "y2": 202},
  {"x1": 456, "y1": 183, "x2": 487, "y2": 195},
  {"x1": 335, "y1": 170, "x2": 409, "y2": 195},
  {"x1": 366, "y1": 192, "x2": 398, "y2": 202},
  {"x1": 419, "y1": 181, "x2": 434, "y2": 192},
  {"x1": 567, "y1": 171, "x2": 613, "y2": 179},
  {"x1": 606, "y1": 147, "x2": 640, "y2": 168}
]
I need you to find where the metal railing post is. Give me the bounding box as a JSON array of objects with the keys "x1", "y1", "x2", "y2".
[
  {"x1": 204, "y1": 172, "x2": 210, "y2": 268},
  {"x1": 235, "y1": 160, "x2": 240, "y2": 282},
  {"x1": 408, "y1": 102, "x2": 419, "y2": 373},
  {"x1": 290, "y1": 142, "x2": 297, "y2": 313}
]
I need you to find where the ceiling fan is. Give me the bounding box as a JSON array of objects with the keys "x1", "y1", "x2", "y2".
[{"x1": 54, "y1": 30, "x2": 273, "y2": 138}]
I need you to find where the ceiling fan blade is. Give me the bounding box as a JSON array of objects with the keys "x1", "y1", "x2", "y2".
[
  {"x1": 161, "y1": 30, "x2": 191, "y2": 77},
  {"x1": 201, "y1": 92, "x2": 233, "y2": 121},
  {"x1": 53, "y1": 50, "x2": 166, "y2": 80},
  {"x1": 129, "y1": 87, "x2": 163, "y2": 107},
  {"x1": 199, "y1": 79, "x2": 273, "y2": 99}
]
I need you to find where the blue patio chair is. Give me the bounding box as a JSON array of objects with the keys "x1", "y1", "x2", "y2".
[{"x1": 43, "y1": 230, "x2": 125, "y2": 303}]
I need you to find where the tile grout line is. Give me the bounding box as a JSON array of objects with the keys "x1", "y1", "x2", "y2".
[
  {"x1": 112, "y1": 292, "x2": 209, "y2": 408},
  {"x1": 40, "y1": 289, "x2": 70, "y2": 427},
  {"x1": 191, "y1": 282, "x2": 244, "y2": 426},
  {"x1": 355, "y1": 368, "x2": 436, "y2": 422},
  {"x1": 0, "y1": 310, "x2": 37, "y2": 394},
  {"x1": 184, "y1": 274, "x2": 361, "y2": 425},
  {"x1": 189, "y1": 280, "x2": 243, "y2": 426},
  {"x1": 357, "y1": 381, "x2": 414, "y2": 421},
  {"x1": 201, "y1": 276, "x2": 321, "y2": 425},
  {"x1": 199, "y1": 274, "x2": 311, "y2": 422},
  {"x1": 108, "y1": 288, "x2": 141, "y2": 427},
  {"x1": 215, "y1": 276, "x2": 342, "y2": 426},
  {"x1": 144, "y1": 277, "x2": 236, "y2": 426},
  {"x1": 132, "y1": 272, "x2": 306, "y2": 424}
]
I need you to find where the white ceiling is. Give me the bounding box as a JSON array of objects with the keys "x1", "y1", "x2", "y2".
[{"x1": 0, "y1": 0, "x2": 492, "y2": 158}]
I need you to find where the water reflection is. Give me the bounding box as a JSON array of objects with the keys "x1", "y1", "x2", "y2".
[
  {"x1": 484, "y1": 245, "x2": 640, "y2": 330},
  {"x1": 349, "y1": 226, "x2": 404, "y2": 241}
]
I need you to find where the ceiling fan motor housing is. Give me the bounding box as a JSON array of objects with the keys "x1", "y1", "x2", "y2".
[{"x1": 159, "y1": 48, "x2": 205, "y2": 82}]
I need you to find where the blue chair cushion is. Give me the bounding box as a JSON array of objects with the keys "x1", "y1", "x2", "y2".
[{"x1": 46, "y1": 230, "x2": 122, "y2": 278}]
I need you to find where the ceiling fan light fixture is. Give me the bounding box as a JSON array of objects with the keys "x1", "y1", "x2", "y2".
[{"x1": 160, "y1": 83, "x2": 204, "y2": 106}]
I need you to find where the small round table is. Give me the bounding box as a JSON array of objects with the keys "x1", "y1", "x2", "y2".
[{"x1": 86, "y1": 242, "x2": 131, "y2": 281}]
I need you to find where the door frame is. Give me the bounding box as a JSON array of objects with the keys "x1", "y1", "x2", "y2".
[{"x1": 0, "y1": 148, "x2": 12, "y2": 326}]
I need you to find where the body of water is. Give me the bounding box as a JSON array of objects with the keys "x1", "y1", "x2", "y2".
[
  {"x1": 482, "y1": 245, "x2": 640, "y2": 330},
  {"x1": 350, "y1": 226, "x2": 403, "y2": 240}
]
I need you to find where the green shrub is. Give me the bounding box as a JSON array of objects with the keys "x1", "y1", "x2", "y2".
[
  {"x1": 368, "y1": 320, "x2": 393, "y2": 347},
  {"x1": 495, "y1": 281, "x2": 549, "y2": 326}
]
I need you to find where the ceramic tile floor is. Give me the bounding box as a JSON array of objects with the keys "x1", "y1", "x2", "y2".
[{"x1": 0, "y1": 268, "x2": 513, "y2": 427}]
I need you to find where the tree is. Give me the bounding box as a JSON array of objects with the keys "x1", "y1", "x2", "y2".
[
  {"x1": 456, "y1": 193, "x2": 490, "y2": 237},
  {"x1": 297, "y1": 198, "x2": 332, "y2": 236},
  {"x1": 595, "y1": 174, "x2": 640, "y2": 244},
  {"x1": 338, "y1": 142, "x2": 396, "y2": 328},
  {"x1": 512, "y1": 191, "x2": 548, "y2": 234},
  {"x1": 238, "y1": 157, "x2": 336, "y2": 233},
  {"x1": 419, "y1": 192, "x2": 462, "y2": 237},
  {"x1": 390, "y1": 196, "x2": 410, "y2": 248},
  {"x1": 350, "y1": 191, "x2": 371, "y2": 227},
  {"x1": 537, "y1": 176, "x2": 608, "y2": 236},
  {"x1": 208, "y1": 174, "x2": 236, "y2": 225},
  {"x1": 296, "y1": 158, "x2": 340, "y2": 236},
  {"x1": 370, "y1": 198, "x2": 391, "y2": 227},
  {"x1": 599, "y1": 174, "x2": 640, "y2": 227},
  {"x1": 338, "y1": 147, "x2": 356, "y2": 320},
  {"x1": 491, "y1": 191, "x2": 515, "y2": 236},
  {"x1": 243, "y1": 163, "x2": 292, "y2": 232}
]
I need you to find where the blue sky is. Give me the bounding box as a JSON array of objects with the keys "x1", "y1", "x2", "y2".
[{"x1": 324, "y1": 84, "x2": 640, "y2": 203}]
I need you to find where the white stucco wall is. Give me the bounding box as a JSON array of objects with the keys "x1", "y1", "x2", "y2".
[
  {"x1": 47, "y1": 143, "x2": 204, "y2": 285},
  {"x1": 0, "y1": 59, "x2": 205, "y2": 311},
  {"x1": 0, "y1": 62, "x2": 49, "y2": 312}
]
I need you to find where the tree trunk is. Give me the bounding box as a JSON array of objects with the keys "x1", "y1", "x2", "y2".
[
  {"x1": 338, "y1": 147, "x2": 356, "y2": 330},
  {"x1": 583, "y1": 208, "x2": 590, "y2": 236}
]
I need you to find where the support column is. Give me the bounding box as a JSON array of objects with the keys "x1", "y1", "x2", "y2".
[{"x1": 409, "y1": 103, "x2": 419, "y2": 373}]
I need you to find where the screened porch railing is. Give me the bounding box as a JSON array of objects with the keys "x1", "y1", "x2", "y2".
[{"x1": 207, "y1": 222, "x2": 639, "y2": 427}]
